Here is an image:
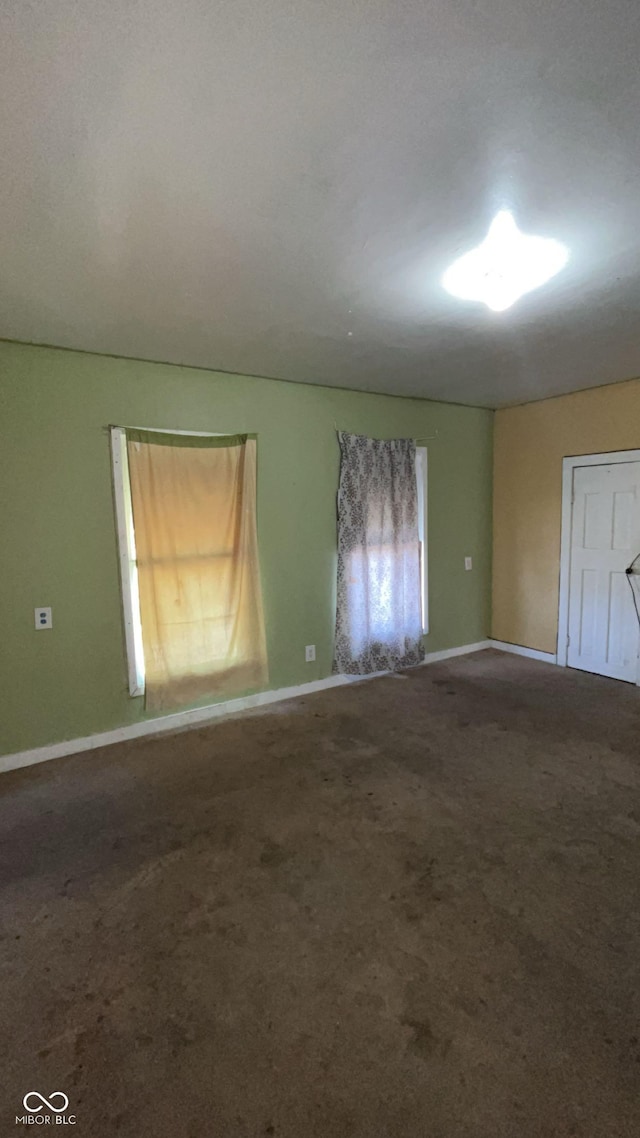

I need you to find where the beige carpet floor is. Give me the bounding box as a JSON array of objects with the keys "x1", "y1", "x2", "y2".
[{"x1": 1, "y1": 649, "x2": 640, "y2": 1137}]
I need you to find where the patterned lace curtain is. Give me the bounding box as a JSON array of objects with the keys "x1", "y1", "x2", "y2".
[{"x1": 333, "y1": 431, "x2": 425, "y2": 674}]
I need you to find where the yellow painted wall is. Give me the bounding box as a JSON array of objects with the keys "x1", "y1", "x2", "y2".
[{"x1": 492, "y1": 378, "x2": 640, "y2": 654}]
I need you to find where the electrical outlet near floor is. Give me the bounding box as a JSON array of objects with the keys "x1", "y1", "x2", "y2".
[
  {"x1": 34, "y1": 606, "x2": 52, "y2": 629},
  {"x1": 464, "y1": 557, "x2": 473, "y2": 571},
  {"x1": 305, "y1": 644, "x2": 316, "y2": 662}
]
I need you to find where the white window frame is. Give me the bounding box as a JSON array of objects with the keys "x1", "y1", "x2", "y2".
[
  {"x1": 416, "y1": 446, "x2": 429, "y2": 635},
  {"x1": 110, "y1": 427, "x2": 146, "y2": 696}
]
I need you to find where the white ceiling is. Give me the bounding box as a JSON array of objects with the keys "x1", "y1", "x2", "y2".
[{"x1": 2, "y1": 0, "x2": 640, "y2": 408}]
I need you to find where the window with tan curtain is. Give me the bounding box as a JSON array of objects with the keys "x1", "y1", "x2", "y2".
[{"x1": 125, "y1": 430, "x2": 268, "y2": 711}]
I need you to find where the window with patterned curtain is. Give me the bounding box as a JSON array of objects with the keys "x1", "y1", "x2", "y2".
[{"x1": 333, "y1": 432, "x2": 425, "y2": 675}]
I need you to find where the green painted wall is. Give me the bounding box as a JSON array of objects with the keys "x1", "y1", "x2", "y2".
[{"x1": 0, "y1": 341, "x2": 493, "y2": 755}]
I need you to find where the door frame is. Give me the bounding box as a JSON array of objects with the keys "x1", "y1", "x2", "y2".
[{"x1": 557, "y1": 449, "x2": 640, "y2": 682}]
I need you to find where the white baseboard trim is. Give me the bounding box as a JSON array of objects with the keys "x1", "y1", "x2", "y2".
[
  {"x1": 488, "y1": 639, "x2": 557, "y2": 665},
  {"x1": 421, "y1": 640, "x2": 491, "y2": 664},
  {"x1": 0, "y1": 673, "x2": 358, "y2": 776},
  {"x1": 0, "y1": 640, "x2": 493, "y2": 776}
]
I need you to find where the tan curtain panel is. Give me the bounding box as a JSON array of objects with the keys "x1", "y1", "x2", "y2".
[{"x1": 126, "y1": 430, "x2": 268, "y2": 711}]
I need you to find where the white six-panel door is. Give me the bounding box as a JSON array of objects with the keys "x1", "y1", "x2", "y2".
[{"x1": 567, "y1": 462, "x2": 640, "y2": 682}]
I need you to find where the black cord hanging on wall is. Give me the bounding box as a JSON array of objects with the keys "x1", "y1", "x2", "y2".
[{"x1": 626, "y1": 554, "x2": 640, "y2": 629}]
